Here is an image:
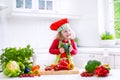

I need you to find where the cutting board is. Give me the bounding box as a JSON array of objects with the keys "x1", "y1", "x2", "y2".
[{"x1": 41, "y1": 68, "x2": 80, "y2": 75}]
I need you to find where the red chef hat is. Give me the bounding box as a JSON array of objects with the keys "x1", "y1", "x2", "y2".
[{"x1": 50, "y1": 18, "x2": 70, "y2": 32}]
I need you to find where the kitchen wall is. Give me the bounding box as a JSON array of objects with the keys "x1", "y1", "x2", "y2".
[
  {"x1": 2, "y1": 17, "x2": 59, "y2": 49},
  {"x1": 0, "y1": 0, "x2": 101, "y2": 49},
  {"x1": 0, "y1": 17, "x2": 4, "y2": 49}
]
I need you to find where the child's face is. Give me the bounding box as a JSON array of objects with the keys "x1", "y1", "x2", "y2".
[{"x1": 61, "y1": 28, "x2": 72, "y2": 40}]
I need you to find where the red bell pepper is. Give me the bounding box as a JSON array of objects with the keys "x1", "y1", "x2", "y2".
[{"x1": 58, "y1": 59, "x2": 68, "y2": 67}]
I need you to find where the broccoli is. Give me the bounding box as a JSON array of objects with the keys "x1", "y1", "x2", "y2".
[{"x1": 85, "y1": 60, "x2": 101, "y2": 73}]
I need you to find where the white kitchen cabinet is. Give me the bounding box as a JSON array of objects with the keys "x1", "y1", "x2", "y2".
[
  {"x1": 102, "y1": 54, "x2": 115, "y2": 69},
  {"x1": 73, "y1": 54, "x2": 91, "y2": 68},
  {"x1": 73, "y1": 53, "x2": 115, "y2": 69},
  {"x1": 73, "y1": 53, "x2": 103, "y2": 68},
  {"x1": 12, "y1": 0, "x2": 54, "y2": 12},
  {"x1": 115, "y1": 55, "x2": 120, "y2": 69},
  {"x1": 12, "y1": 0, "x2": 56, "y2": 17},
  {"x1": 11, "y1": 0, "x2": 80, "y2": 19}
]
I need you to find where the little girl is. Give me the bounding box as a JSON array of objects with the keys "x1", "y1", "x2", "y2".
[{"x1": 49, "y1": 18, "x2": 77, "y2": 69}]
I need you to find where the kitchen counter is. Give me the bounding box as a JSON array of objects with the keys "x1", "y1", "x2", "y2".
[{"x1": 0, "y1": 69, "x2": 120, "y2": 80}]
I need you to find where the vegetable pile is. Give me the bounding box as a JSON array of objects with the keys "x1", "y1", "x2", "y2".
[
  {"x1": 3, "y1": 61, "x2": 21, "y2": 77},
  {"x1": 85, "y1": 60, "x2": 101, "y2": 73},
  {"x1": 44, "y1": 41, "x2": 74, "y2": 71},
  {"x1": 80, "y1": 60, "x2": 110, "y2": 77},
  {"x1": 0, "y1": 45, "x2": 41, "y2": 77},
  {"x1": 94, "y1": 65, "x2": 110, "y2": 77}
]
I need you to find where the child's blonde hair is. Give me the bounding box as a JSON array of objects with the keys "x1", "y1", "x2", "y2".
[{"x1": 56, "y1": 28, "x2": 75, "y2": 41}]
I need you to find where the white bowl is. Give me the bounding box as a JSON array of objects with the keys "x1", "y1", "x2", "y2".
[{"x1": 99, "y1": 40, "x2": 116, "y2": 47}]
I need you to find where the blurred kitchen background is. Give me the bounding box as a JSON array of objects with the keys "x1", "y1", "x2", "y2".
[
  {"x1": 0, "y1": 0, "x2": 105, "y2": 49},
  {"x1": 0, "y1": 0, "x2": 120, "y2": 69}
]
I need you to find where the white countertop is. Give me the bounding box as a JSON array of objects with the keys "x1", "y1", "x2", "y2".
[{"x1": 0, "y1": 69, "x2": 120, "y2": 80}]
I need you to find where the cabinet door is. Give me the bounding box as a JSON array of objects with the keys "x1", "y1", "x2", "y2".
[
  {"x1": 73, "y1": 53, "x2": 114, "y2": 69},
  {"x1": 73, "y1": 53, "x2": 101, "y2": 68},
  {"x1": 102, "y1": 55, "x2": 115, "y2": 69},
  {"x1": 12, "y1": 0, "x2": 33, "y2": 12},
  {"x1": 115, "y1": 55, "x2": 120, "y2": 69}
]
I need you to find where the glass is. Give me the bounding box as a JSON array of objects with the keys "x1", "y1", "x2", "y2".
[
  {"x1": 16, "y1": 0, "x2": 23, "y2": 8},
  {"x1": 25, "y1": 0, "x2": 32, "y2": 9},
  {"x1": 114, "y1": 1, "x2": 120, "y2": 38},
  {"x1": 46, "y1": 1, "x2": 52, "y2": 10},
  {"x1": 114, "y1": 2, "x2": 120, "y2": 19},
  {"x1": 114, "y1": 0, "x2": 120, "y2": 1},
  {"x1": 114, "y1": 21, "x2": 120, "y2": 38},
  {"x1": 39, "y1": 0, "x2": 45, "y2": 10},
  {"x1": 32, "y1": 54, "x2": 37, "y2": 65}
]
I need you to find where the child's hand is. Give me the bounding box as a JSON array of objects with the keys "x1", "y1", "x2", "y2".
[
  {"x1": 69, "y1": 45, "x2": 73, "y2": 52},
  {"x1": 59, "y1": 47, "x2": 65, "y2": 53}
]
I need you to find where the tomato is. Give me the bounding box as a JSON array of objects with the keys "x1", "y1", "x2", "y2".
[
  {"x1": 19, "y1": 74, "x2": 23, "y2": 78},
  {"x1": 80, "y1": 71, "x2": 94, "y2": 77},
  {"x1": 54, "y1": 65, "x2": 59, "y2": 71},
  {"x1": 50, "y1": 64, "x2": 57, "y2": 69},
  {"x1": 45, "y1": 66, "x2": 52, "y2": 71}
]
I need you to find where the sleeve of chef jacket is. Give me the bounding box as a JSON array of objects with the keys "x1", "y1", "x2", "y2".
[
  {"x1": 49, "y1": 39, "x2": 60, "y2": 55},
  {"x1": 70, "y1": 39, "x2": 77, "y2": 55}
]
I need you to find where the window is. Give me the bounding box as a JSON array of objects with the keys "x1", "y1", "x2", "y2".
[
  {"x1": 98, "y1": 0, "x2": 115, "y2": 36},
  {"x1": 102, "y1": 0, "x2": 120, "y2": 39},
  {"x1": 102, "y1": 0, "x2": 120, "y2": 45},
  {"x1": 25, "y1": 0, "x2": 32, "y2": 9},
  {"x1": 14, "y1": 0, "x2": 53, "y2": 11},
  {"x1": 16, "y1": 0, "x2": 23, "y2": 8},
  {"x1": 114, "y1": 0, "x2": 120, "y2": 38},
  {"x1": 39, "y1": 0, "x2": 45, "y2": 10},
  {"x1": 16, "y1": 0, "x2": 32, "y2": 9},
  {"x1": 46, "y1": 0, "x2": 53, "y2": 10},
  {"x1": 38, "y1": 0, "x2": 53, "y2": 10}
]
